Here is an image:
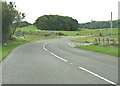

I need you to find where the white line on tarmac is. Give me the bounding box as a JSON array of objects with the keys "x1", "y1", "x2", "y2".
[
  {"x1": 43, "y1": 47, "x2": 48, "y2": 51},
  {"x1": 43, "y1": 43, "x2": 116, "y2": 85},
  {"x1": 43, "y1": 43, "x2": 68, "y2": 62},
  {"x1": 4, "y1": 56, "x2": 11, "y2": 64},
  {"x1": 50, "y1": 52, "x2": 68, "y2": 62},
  {"x1": 68, "y1": 42, "x2": 74, "y2": 47},
  {"x1": 71, "y1": 43, "x2": 75, "y2": 47},
  {"x1": 78, "y1": 67, "x2": 116, "y2": 85}
]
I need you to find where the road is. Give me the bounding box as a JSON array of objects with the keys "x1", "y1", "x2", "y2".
[{"x1": 1, "y1": 36, "x2": 118, "y2": 84}]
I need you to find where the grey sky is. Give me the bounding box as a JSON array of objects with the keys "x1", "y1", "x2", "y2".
[{"x1": 6, "y1": 0, "x2": 119, "y2": 23}]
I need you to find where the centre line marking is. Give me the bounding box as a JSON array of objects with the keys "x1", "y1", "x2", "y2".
[
  {"x1": 50, "y1": 52, "x2": 68, "y2": 62},
  {"x1": 43, "y1": 43, "x2": 68, "y2": 62},
  {"x1": 78, "y1": 67, "x2": 116, "y2": 85}
]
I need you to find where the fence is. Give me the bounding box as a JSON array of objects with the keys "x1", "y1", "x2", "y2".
[{"x1": 93, "y1": 37, "x2": 118, "y2": 46}]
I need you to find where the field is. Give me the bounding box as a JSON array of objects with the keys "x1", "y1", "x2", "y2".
[
  {"x1": 71, "y1": 28, "x2": 118, "y2": 57},
  {"x1": 72, "y1": 28, "x2": 118, "y2": 43}
]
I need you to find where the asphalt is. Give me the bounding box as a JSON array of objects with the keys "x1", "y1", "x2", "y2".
[{"x1": 1, "y1": 36, "x2": 118, "y2": 84}]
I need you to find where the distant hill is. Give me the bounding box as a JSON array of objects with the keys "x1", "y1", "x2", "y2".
[{"x1": 79, "y1": 20, "x2": 118, "y2": 29}]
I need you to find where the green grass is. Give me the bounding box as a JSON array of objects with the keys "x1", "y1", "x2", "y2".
[
  {"x1": 0, "y1": 46, "x2": 2, "y2": 61},
  {"x1": 71, "y1": 28, "x2": 118, "y2": 57},
  {"x1": 72, "y1": 28, "x2": 118, "y2": 43},
  {"x1": 76, "y1": 45, "x2": 118, "y2": 57},
  {"x1": 54, "y1": 31, "x2": 79, "y2": 36},
  {"x1": 1, "y1": 40, "x2": 28, "y2": 62},
  {"x1": 16, "y1": 25, "x2": 39, "y2": 32}
]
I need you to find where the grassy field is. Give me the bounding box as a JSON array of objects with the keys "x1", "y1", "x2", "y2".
[
  {"x1": 72, "y1": 28, "x2": 118, "y2": 43},
  {"x1": 72, "y1": 28, "x2": 118, "y2": 57},
  {"x1": 76, "y1": 45, "x2": 118, "y2": 57}
]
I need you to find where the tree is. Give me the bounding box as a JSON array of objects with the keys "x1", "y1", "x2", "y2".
[
  {"x1": 0, "y1": 1, "x2": 2, "y2": 43},
  {"x1": 2, "y1": 1, "x2": 25, "y2": 43},
  {"x1": 34, "y1": 15, "x2": 79, "y2": 31}
]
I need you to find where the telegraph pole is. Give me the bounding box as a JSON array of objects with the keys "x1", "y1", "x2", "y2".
[
  {"x1": 110, "y1": 12, "x2": 113, "y2": 37},
  {"x1": 91, "y1": 19, "x2": 92, "y2": 35}
]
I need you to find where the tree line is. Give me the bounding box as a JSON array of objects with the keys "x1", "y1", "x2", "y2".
[
  {"x1": 79, "y1": 20, "x2": 118, "y2": 29},
  {"x1": 34, "y1": 15, "x2": 79, "y2": 31}
]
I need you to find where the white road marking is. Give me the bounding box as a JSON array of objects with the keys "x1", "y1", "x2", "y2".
[
  {"x1": 43, "y1": 43, "x2": 68, "y2": 62},
  {"x1": 43, "y1": 43, "x2": 48, "y2": 52},
  {"x1": 43, "y1": 43, "x2": 116, "y2": 85},
  {"x1": 50, "y1": 52, "x2": 68, "y2": 62},
  {"x1": 71, "y1": 43, "x2": 75, "y2": 47},
  {"x1": 4, "y1": 56, "x2": 11, "y2": 64},
  {"x1": 43, "y1": 47, "x2": 48, "y2": 51},
  {"x1": 68, "y1": 42, "x2": 75, "y2": 47},
  {"x1": 84, "y1": 43, "x2": 93, "y2": 46},
  {"x1": 78, "y1": 67, "x2": 116, "y2": 85}
]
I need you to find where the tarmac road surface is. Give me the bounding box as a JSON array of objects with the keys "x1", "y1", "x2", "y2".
[{"x1": 1, "y1": 36, "x2": 118, "y2": 84}]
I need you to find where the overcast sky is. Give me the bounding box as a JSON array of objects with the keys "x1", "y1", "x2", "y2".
[{"x1": 6, "y1": 0, "x2": 119, "y2": 24}]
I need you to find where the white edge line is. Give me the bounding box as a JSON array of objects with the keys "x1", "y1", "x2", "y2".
[
  {"x1": 78, "y1": 67, "x2": 116, "y2": 85},
  {"x1": 4, "y1": 56, "x2": 11, "y2": 64}
]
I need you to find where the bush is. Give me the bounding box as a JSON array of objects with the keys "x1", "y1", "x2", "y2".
[{"x1": 57, "y1": 32, "x2": 64, "y2": 36}]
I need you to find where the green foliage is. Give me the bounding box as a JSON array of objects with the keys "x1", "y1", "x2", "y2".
[
  {"x1": 34, "y1": 15, "x2": 79, "y2": 31},
  {"x1": 14, "y1": 21, "x2": 31, "y2": 28},
  {"x1": 79, "y1": 20, "x2": 118, "y2": 29},
  {"x1": 2, "y1": 1, "x2": 25, "y2": 43},
  {"x1": 0, "y1": 1, "x2": 2, "y2": 43}
]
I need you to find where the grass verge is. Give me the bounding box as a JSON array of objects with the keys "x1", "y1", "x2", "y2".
[
  {"x1": 0, "y1": 46, "x2": 2, "y2": 61},
  {"x1": 76, "y1": 45, "x2": 118, "y2": 57},
  {"x1": 1, "y1": 40, "x2": 28, "y2": 62}
]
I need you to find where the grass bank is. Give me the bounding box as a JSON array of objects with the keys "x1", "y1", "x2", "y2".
[
  {"x1": 0, "y1": 46, "x2": 2, "y2": 61},
  {"x1": 1, "y1": 40, "x2": 28, "y2": 62},
  {"x1": 76, "y1": 45, "x2": 118, "y2": 57}
]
